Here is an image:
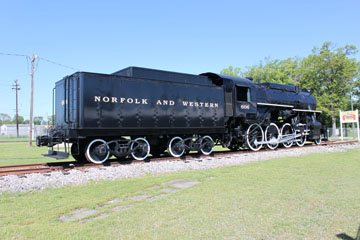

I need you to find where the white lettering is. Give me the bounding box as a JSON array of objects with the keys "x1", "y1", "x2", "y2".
[{"x1": 93, "y1": 95, "x2": 219, "y2": 109}]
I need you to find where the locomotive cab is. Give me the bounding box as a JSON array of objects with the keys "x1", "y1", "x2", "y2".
[{"x1": 234, "y1": 85, "x2": 258, "y2": 121}]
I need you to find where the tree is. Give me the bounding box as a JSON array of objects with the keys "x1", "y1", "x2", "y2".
[
  {"x1": 245, "y1": 58, "x2": 301, "y2": 85},
  {"x1": 220, "y1": 66, "x2": 242, "y2": 77},
  {"x1": 34, "y1": 116, "x2": 44, "y2": 125},
  {"x1": 221, "y1": 57, "x2": 301, "y2": 85},
  {"x1": 220, "y1": 42, "x2": 360, "y2": 131},
  {"x1": 299, "y1": 42, "x2": 360, "y2": 134},
  {"x1": 12, "y1": 115, "x2": 24, "y2": 124},
  {"x1": 48, "y1": 115, "x2": 55, "y2": 125},
  {"x1": 0, "y1": 113, "x2": 11, "y2": 125}
]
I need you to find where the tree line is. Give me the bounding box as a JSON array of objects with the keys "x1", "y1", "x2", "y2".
[
  {"x1": 0, "y1": 113, "x2": 54, "y2": 126},
  {"x1": 221, "y1": 42, "x2": 360, "y2": 130}
]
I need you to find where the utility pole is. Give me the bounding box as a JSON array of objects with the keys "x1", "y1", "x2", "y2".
[
  {"x1": 12, "y1": 80, "x2": 20, "y2": 137},
  {"x1": 29, "y1": 54, "x2": 38, "y2": 146}
]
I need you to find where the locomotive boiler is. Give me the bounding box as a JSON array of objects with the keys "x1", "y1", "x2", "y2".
[{"x1": 37, "y1": 66, "x2": 327, "y2": 163}]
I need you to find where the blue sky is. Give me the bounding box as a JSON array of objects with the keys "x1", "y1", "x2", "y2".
[{"x1": 0, "y1": 0, "x2": 359, "y2": 120}]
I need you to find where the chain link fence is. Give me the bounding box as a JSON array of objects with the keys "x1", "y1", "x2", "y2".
[
  {"x1": 0, "y1": 125, "x2": 49, "y2": 140},
  {"x1": 328, "y1": 127, "x2": 359, "y2": 140}
]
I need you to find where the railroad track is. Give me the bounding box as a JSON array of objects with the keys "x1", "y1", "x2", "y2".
[
  {"x1": 0, "y1": 163, "x2": 63, "y2": 176},
  {"x1": 0, "y1": 140, "x2": 358, "y2": 177}
]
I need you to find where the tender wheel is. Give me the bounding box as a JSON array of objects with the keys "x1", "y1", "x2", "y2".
[
  {"x1": 130, "y1": 138, "x2": 150, "y2": 161},
  {"x1": 280, "y1": 123, "x2": 294, "y2": 148},
  {"x1": 200, "y1": 136, "x2": 214, "y2": 155},
  {"x1": 314, "y1": 135, "x2": 322, "y2": 145},
  {"x1": 295, "y1": 130, "x2": 306, "y2": 147},
  {"x1": 71, "y1": 142, "x2": 87, "y2": 162},
  {"x1": 85, "y1": 139, "x2": 110, "y2": 164},
  {"x1": 168, "y1": 136, "x2": 185, "y2": 157},
  {"x1": 246, "y1": 123, "x2": 264, "y2": 151},
  {"x1": 265, "y1": 123, "x2": 280, "y2": 150}
]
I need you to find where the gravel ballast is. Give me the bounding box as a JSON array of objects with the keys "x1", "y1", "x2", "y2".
[{"x1": 0, "y1": 143, "x2": 359, "y2": 194}]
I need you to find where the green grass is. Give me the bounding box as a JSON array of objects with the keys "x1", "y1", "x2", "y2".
[
  {"x1": 0, "y1": 136, "x2": 28, "y2": 142},
  {"x1": 1, "y1": 148, "x2": 360, "y2": 239},
  {"x1": 0, "y1": 142, "x2": 75, "y2": 165}
]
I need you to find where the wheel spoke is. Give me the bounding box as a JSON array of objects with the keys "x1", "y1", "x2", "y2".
[
  {"x1": 168, "y1": 137, "x2": 185, "y2": 157},
  {"x1": 265, "y1": 123, "x2": 280, "y2": 150},
  {"x1": 281, "y1": 123, "x2": 294, "y2": 148},
  {"x1": 200, "y1": 136, "x2": 214, "y2": 155},
  {"x1": 85, "y1": 139, "x2": 110, "y2": 164},
  {"x1": 246, "y1": 123, "x2": 264, "y2": 151},
  {"x1": 295, "y1": 128, "x2": 306, "y2": 147},
  {"x1": 314, "y1": 135, "x2": 322, "y2": 145},
  {"x1": 131, "y1": 138, "x2": 150, "y2": 161}
]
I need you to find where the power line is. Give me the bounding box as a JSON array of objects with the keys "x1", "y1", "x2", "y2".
[
  {"x1": 0, "y1": 52, "x2": 79, "y2": 71},
  {"x1": 39, "y1": 57, "x2": 80, "y2": 71},
  {"x1": 0, "y1": 52, "x2": 30, "y2": 58}
]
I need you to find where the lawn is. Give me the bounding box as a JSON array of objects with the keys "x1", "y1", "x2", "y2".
[
  {"x1": 0, "y1": 136, "x2": 28, "y2": 142},
  {"x1": 0, "y1": 147, "x2": 359, "y2": 239},
  {"x1": 0, "y1": 142, "x2": 75, "y2": 165}
]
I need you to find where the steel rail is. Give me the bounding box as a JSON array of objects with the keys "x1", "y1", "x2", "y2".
[{"x1": 0, "y1": 141, "x2": 357, "y2": 177}]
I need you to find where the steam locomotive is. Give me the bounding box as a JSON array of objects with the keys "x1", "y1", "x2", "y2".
[{"x1": 36, "y1": 66, "x2": 327, "y2": 164}]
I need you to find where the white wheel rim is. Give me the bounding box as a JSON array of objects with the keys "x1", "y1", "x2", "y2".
[
  {"x1": 246, "y1": 123, "x2": 264, "y2": 151},
  {"x1": 168, "y1": 137, "x2": 185, "y2": 157},
  {"x1": 85, "y1": 139, "x2": 110, "y2": 164},
  {"x1": 265, "y1": 123, "x2": 280, "y2": 150},
  {"x1": 130, "y1": 137, "x2": 150, "y2": 161},
  {"x1": 281, "y1": 123, "x2": 293, "y2": 148},
  {"x1": 200, "y1": 136, "x2": 214, "y2": 155},
  {"x1": 315, "y1": 135, "x2": 322, "y2": 145},
  {"x1": 295, "y1": 130, "x2": 306, "y2": 147}
]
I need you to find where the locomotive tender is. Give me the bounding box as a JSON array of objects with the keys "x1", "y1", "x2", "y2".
[{"x1": 37, "y1": 66, "x2": 327, "y2": 164}]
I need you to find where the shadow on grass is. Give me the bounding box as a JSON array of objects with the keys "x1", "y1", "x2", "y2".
[
  {"x1": 337, "y1": 233, "x2": 354, "y2": 240},
  {"x1": 337, "y1": 225, "x2": 360, "y2": 240}
]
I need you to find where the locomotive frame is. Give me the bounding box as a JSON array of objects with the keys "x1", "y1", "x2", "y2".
[{"x1": 37, "y1": 66, "x2": 327, "y2": 164}]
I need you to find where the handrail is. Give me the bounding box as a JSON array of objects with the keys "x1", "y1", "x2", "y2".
[
  {"x1": 52, "y1": 87, "x2": 55, "y2": 126},
  {"x1": 64, "y1": 78, "x2": 68, "y2": 123}
]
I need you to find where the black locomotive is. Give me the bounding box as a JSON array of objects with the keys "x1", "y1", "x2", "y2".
[{"x1": 37, "y1": 66, "x2": 327, "y2": 164}]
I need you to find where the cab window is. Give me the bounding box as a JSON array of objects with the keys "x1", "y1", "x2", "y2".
[{"x1": 236, "y1": 86, "x2": 250, "y2": 102}]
